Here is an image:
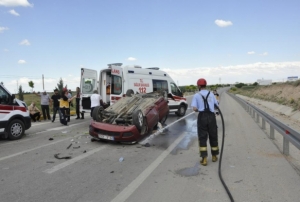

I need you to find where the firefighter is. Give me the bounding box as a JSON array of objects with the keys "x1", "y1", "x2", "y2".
[
  {"x1": 191, "y1": 78, "x2": 219, "y2": 166},
  {"x1": 213, "y1": 90, "x2": 220, "y2": 104}
]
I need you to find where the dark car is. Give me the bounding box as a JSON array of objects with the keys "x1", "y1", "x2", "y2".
[{"x1": 89, "y1": 90, "x2": 169, "y2": 143}]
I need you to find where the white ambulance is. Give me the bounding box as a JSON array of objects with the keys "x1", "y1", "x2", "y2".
[
  {"x1": 80, "y1": 63, "x2": 188, "y2": 116},
  {"x1": 0, "y1": 83, "x2": 31, "y2": 140}
]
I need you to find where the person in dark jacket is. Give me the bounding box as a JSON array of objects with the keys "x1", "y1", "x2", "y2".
[
  {"x1": 75, "y1": 87, "x2": 84, "y2": 119},
  {"x1": 51, "y1": 89, "x2": 61, "y2": 122}
]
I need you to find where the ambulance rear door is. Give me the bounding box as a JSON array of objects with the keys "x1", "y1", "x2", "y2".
[
  {"x1": 109, "y1": 65, "x2": 123, "y2": 105},
  {"x1": 80, "y1": 68, "x2": 98, "y2": 112}
]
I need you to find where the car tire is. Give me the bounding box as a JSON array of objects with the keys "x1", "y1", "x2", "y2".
[
  {"x1": 92, "y1": 106, "x2": 104, "y2": 122},
  {"x1": 132, "y1": 109, "x2": 147, "y2": 135},
  {"x1": 7, "y1": 119, "x2": 25, "y2": 140},
  {"x1": 176, "y1": 104, "x2": 186, "y2": 116},
  {"x1": 126, "y1": 89, "x2": 134, "y2": 97}
]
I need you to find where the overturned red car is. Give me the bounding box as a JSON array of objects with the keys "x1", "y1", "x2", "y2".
[{"x1": 89, "y1": 90, "x2": 169, "y2": 143}]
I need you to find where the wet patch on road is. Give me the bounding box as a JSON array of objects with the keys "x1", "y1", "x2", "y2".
[{"x1": 175, "y1": 162, "x2": 200, "y2": 177}]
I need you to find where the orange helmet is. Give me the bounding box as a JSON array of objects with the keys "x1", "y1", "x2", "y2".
[{"x1": 197, "y1": 78, "x2": 207, "y2": 86}]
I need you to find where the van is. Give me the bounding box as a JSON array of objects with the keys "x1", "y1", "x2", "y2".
[
  {"x1": 80, "y1": 63, "x2": 188, "y2": 116},
  {"x1": 0, "y1": 83, "x2": 31, "y2": 140}
]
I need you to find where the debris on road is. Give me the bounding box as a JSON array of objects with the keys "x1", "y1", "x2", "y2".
[
  {"x1": 54, "y1": 153, "x2": 72, "y2": 159},
  {"x1": 48, "y1": 138, "x2": 54, "y2": 141},
  {"x1": 119, "y1": 157, "x2": 124, "y2": 162},
  {"x1": 110, "y1": 171, "x2": 114, "y2": 173},
  {"x1": 83, "y1": 150, "x2": 87, "y2": 153},
  {"x1": 143, "y1": 143, "x2": 151, "y2": 147},
  {"x1": 73, "y1": 146, "x2": 80, "y2": 149},
  {"x1": 66, "y1": 143, "x2": 72, "y2": 149},
  {"x1": 46, "y1": 161, "x2": 55, "y2": 163}
]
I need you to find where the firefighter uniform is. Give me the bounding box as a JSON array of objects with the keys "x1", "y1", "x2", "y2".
[{"x1": 191, "y1": 78, "x2": 219, "y2": 165}]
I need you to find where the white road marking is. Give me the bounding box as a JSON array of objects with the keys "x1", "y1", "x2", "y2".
[
  {"x1": 0, "y1": 134, "x2": 83, "y2": 162},
  {"x1": 0, "y1": 120, "x2": 89, "y2": 146},
  {"x1": 43, "y1": 146, "x2": 106, "y2": 174},
  {"x1": 111, "y1": 132, "x2": 187, "y2": 202},
  {"x1": 140, "y1": 111, "x2": 195, "y2": 144}
]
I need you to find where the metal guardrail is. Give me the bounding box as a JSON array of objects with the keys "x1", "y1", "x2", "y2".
[{"x1": 228, "y1": 93, "x2": 300, "y2": 155}]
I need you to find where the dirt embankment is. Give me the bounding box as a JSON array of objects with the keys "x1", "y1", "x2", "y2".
[{"x1": 235, "y1": 82, "x2": 300, "y2": 111}]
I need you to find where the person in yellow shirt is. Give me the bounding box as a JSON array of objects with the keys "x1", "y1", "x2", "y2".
[{"x1": 59, "y1": 88, "x2": 76, "y2": 126}]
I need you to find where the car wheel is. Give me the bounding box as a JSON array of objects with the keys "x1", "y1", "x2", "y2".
[
  {"x1": 126, "y1": 89, "x2": 134, "y2": 97},
  {"x1": 92, "y1": 106, "x2": 104, "y2": 122},
  {"x1": 176, "y1": 105, "x2": 186, "y2": 116},
  {"x1": 7, "y1": 119, "x2": 25, "y2": 140},
  {"x1": 133, "y1": 109, "x2": 147, "y2": 135}
]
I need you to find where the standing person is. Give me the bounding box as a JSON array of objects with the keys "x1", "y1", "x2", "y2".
[
  {"x1": 28, "y1": 102, "x2": 41, "y2": 122},
  {"x1": 59, "y1": 88, "x2": 76, "y2": 126},
  {"x1": 33, "y1": 90, "x2": 51, "y2": 121},
  {"x1": 90, "y1": 90, "x2": 105, "y2": 117},
  {"x1": 191, "y1": 78, "x2": 219, "y2": 166},
  {"x1": 51, "y1": 89, "x2": 61, "y2": 122},
  {"x1": 67, "y1": 89, "x2": 72, "y2": 122},
  {"x1": 75, "y1": 87, "x2": 84, "y2": 119},
  {"x1": 213, "y1": 90, "x2": 220, "y2": 104}
]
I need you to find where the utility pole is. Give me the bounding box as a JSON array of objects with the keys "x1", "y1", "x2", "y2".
[{"x1": 42, "y1": 74, "x2": 44, "y2": 90}]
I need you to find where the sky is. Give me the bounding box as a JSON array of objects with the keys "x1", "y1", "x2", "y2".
[{"x1": 0, "y1": 0, "x2": 300, "y2": 93}]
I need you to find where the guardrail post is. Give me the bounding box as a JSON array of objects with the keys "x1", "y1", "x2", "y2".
[
  {"x1": 262, "y1": 119, "x2": 266, "y2": 130},
  {"x1": 283, "y1": 137, "x2": 289, "y2": 155},
  {"x1": 270, "y1": 126, "x2": 275, "y2": 139},
  {"x1": 252, "y1": 110, "x2": 255, "y2": 118},
  {"x1": 256, "y1": 113, "x2": 259, "y2": 123}
]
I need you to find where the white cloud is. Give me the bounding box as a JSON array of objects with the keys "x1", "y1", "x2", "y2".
[
  {"x1": 260, "y1": 52, "x2": 268, "y2": 56},
  {"x1": 247, "y1": 51, "x2": 255, "y2": 55},
  {"x1": 0, "y1": 27, "x2": 9, "y2": 33},
  {"x1": 215, "y1": 19, "x2": 233, "y2": 27},
  {"x1": 127, "y1": 57, "x2": 137, "y2": 61},
  {"x1": 9, "y1": 9, "x2": 19, "y2": 16},
  {"x1": 161, "y1": 61, "x2": 300, "y2": 85},
  {"x1": 4, "y1": 48, "x2": 9, "y2": 52},
  {"x1": 18, "y1": 60, "x2": 26, "y2": 64},
  {"x1": 19, "y1": 39, "x2": 30, "y2": 45},
  {"x1": 0, "y1": 0, "x2": 33, "y2": 7}
]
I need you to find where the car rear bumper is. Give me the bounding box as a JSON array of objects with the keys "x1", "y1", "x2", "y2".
[{"x1": 89, "y1": 120, "x2": 141, "y2": 142}]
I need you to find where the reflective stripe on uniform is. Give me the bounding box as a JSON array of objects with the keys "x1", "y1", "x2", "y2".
[
  {"x1": 199, "y1": 147, "x2": 207, "y2": 151},
  {"x1": 211, "y1": 146, "x2": 219, "y2": 151}
]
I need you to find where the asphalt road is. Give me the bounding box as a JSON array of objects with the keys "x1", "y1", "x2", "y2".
[{"x1": 1, "y1": 91, "x2": 300, "y2": 202}]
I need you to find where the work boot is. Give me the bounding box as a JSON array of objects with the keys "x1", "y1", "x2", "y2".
[
  {"x1": 200, "y1": 157, "x2": 207, "y2": 166},
  {"x1": 212, "y1": 155, "x2": 218, "y2": 162}
]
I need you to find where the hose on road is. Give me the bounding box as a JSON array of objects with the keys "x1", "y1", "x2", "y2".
[{"x1": 216, "y1": 105, "x2": 235, "y2": 202}]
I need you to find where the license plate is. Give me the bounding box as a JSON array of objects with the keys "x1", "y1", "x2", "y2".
[{"x1": 98, "y1": 134, "x2": 114, "y2": 140}]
